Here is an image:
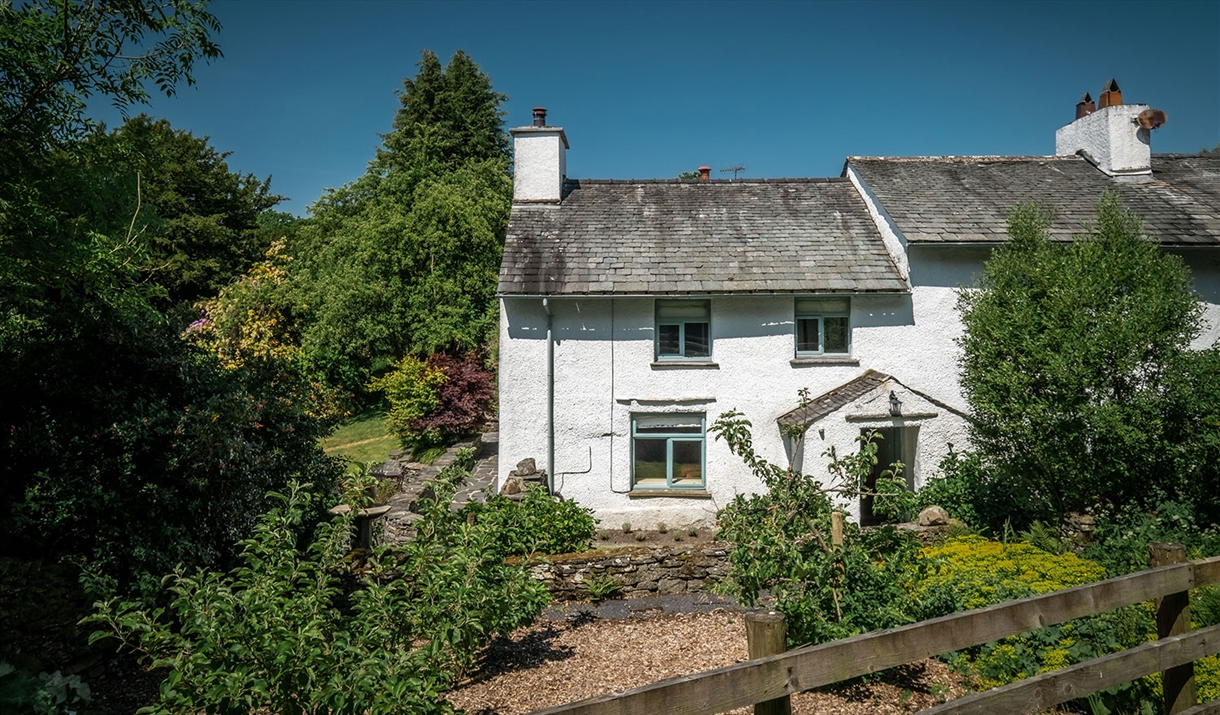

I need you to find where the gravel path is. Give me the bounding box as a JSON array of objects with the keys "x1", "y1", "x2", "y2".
[{"x1": 449, "y1": 610, "x2": 971, "y2": 715}]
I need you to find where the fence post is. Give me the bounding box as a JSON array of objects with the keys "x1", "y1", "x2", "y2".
[
  {"x1": 831, "y1": 512, "x2": 844, "y2": 549},
  {"x1": 746, "y1": 611, "x2": 792, "y2": 715},
  {"x1": 1149, "y1": 541, "x2": 1196, "y2": 714}
]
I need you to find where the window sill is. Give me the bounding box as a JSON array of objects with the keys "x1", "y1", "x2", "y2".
[
  {"x1": 790, "y1": 356, "x2": 859, "y2": 366},
  {"x1": 628, "y1": 489, "x2": 712, "y2": 499},
  {"x1": 651, "y1": 361, "x2": 719, "y2": 370}
]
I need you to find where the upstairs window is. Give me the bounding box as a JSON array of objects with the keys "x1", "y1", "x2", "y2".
[
  {"x1": 795, "y1": 297, "x2": 850, "y2": 356},
  {"x1": 656, "y1": 299, "x2": 711, "y2": 360},
  {"x1": 632, "y1": 414, "x2": 706, "y2": 490}
]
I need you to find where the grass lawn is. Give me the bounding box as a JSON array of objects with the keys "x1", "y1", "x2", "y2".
[{"x1": 320, "y1": 410, "x2": 401, "y2": 468}]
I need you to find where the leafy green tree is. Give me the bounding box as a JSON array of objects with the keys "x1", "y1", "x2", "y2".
[
  {"x1": 957, "y1": 194, "x2": 1220, "y2": 528},
  {"x1": 0, "y1": 0, "x2": 346, "y2": 598},
  {"x1": 291, "y1": 50, "x2": 511, "y2": 389},
  {"x1": 93, "y1": 115, "x2": 283, "y2": 304}
]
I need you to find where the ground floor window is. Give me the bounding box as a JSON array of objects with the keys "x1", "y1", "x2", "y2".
[
  {"x1": 632, "y1": 413, "x2": 705, "y2": 489},
  {"x1": 860, "y1": 425, "x2": 918, "y2": 526}
]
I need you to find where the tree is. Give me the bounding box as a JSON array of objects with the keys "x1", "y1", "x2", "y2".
[
  {"x1": 0, "y1": 0, "x2": 221, "y2": 154},
  {"x1": 0, "y1": 0, "x2": 346, "y2": 598},
  {"x1": 94, "y1": 115, "x2": 283, "y2": 304},
  {"x1": 956, "y1": 193, "x2": 1220, "y2": 528},
  {"x1": 290, "y1": 50, "x2": 511, "y2": 390}
]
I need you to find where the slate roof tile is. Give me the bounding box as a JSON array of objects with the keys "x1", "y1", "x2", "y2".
[
  {"x1": 499, "y1": 179, "x2": 908, "y2": 295},
  {"x1": 847, "y1": 154, "x2": 1220, "y2": 245}
]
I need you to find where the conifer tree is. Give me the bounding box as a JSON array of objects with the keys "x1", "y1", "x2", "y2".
[{"x1": 292, "y1": 50, "x2": 511, "y2": 390}]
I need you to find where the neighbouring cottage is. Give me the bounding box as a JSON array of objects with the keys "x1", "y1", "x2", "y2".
[{"x1": 497, "y1": 82, "x2": 1220, "y2": 529}]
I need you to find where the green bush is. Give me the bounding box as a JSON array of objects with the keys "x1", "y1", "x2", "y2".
[
  {"x1": 0, "y1": 664, "x2": 91, "y2": 715},
  {"x1": 1084, "y1": 499, "x2": 1220, "y2": 578},
  {"x1": 470, "y1": 486, "x2": 598, "y2": 557},
  {"x1": 711, "y1": 408, "x2": 925, "y2": 646},
  {"x1": 88, "y1": 477, "x2": 549, "y2": 714},
  {"x1": 916, "y1": 448, "x2": 986, "y2": 529}
]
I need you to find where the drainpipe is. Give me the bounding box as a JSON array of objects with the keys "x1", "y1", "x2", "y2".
[{"x1": 542, "y1": 297, "x2": 555, "y2": 495}]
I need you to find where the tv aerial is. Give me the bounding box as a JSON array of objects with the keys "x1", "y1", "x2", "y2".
[{"x1": 720, "y1": 165, "x2": 746, "y2": 179}]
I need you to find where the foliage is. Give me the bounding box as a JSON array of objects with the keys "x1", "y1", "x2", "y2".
[
  {"x1": 291, "y1": 50, "x2": 511, "y2": 389},
  {"x1": 372, "y1": 352, "x2": 494, "y2": 449},
  {"x1": 957, "y1": 194, "x2": 1220, "y2": 529},
  {"x1": 583, "y1": 574, "x2": 621, "y2": 602},
  {"x1": 0, "y1": 0, "x2": 347, "y2": 602},
  {"x1": 914, "y1": 536, "x2": 1155, "y2": 711},
  {"x1": 915, "y1": 448, "x2": 986, "y2": 529},
  {"x1": 710, "y1": 406, "x2": 925, "y2": 646},
  {"x1": 93, "y1": 115, "x2": 283, "y2": 304},
  {"x1": 912, "y1": 536, "x2": 1105, "y2": 616},
  {"x1": 0, "y1": 663, "x2": 92, "y2": 715},
  {"x1": 1083, "y1": 499, "x2": 1220, "y2": 578},
  {"x1": 470, "y1": 486, "x2": 598, "y2": 557},
  {"x1": 0, "y1": 0, "x2": 221, "y2": 155},
  {"x1": 89, "y1": 477, "x2": 550, "y2": 714}
]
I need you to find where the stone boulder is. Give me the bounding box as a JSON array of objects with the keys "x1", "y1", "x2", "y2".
[{"x1": 918, "y1": 505, "x2": 950, "y2": 526}]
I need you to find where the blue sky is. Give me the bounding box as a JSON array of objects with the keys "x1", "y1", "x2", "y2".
[{"x1": 88, "y1": 0, "x2": 1220, "y2": 216}]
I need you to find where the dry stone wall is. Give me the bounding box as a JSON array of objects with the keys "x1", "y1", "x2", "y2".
[{"x1": 527, "y1": 544, "x2": 731, "y2": 601}]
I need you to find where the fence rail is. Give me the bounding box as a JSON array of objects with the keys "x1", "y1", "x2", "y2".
[{"x1": 531, "y1": 551, "x2": 1220, "y2": 715}]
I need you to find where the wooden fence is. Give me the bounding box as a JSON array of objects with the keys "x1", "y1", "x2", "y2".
[{"x1": 532, "y1": 545, "x2": 1220, "y2": 715}]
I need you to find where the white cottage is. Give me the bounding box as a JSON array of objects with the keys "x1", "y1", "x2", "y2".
[{"x1": 497, "y1": 88, "x2": 1220, "y2": 528}]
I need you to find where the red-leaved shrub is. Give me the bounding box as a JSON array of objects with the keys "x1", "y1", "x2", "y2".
[{"x1": 408, "y1": 353, "x2": 494, "y2": 443}]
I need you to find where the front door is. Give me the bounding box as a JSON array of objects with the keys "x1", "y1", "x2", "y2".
[{"x1": 859, "y1": 426, "x2": 917, "y2": 526}]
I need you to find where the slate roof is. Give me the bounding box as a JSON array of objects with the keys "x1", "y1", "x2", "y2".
[
  {"x1": 776, "y1": 369, "x2": 971, "y2": 427},
  {"x1": 846, "y1": 154, "x2": 1220, "y2": 246},
  {"x1": 777, "y1": 370, "x2": 890, "y2": 427},
  {"x1": 498, "y1": 179, "x2": 908, "y2": 296}
]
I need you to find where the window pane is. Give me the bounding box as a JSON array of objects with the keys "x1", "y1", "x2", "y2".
[
  {"x1": 824, "y1": 316, "x2": 849, "y2": 353},
  {"x1": 796, "y1": 297, "x2": 849, "y2": 315},
  {"x1": 658, "y1": 324, "x2": 681, "y2": 355},
  {"x1": 635, "y1": 414, "x2": 703, "y2": 431},
  {"x1": 657, "y1": 300, "x2": 710, "y2": 321},
  {"x1": 671, "y1": 440, "x2": 703, "y2": 485},
  {"x1": 633, "y1": 438, "x2": 668, "y2": 484},
  {"x1": 683, "y1": 322, "x2": 710, "y2": 357},
  {"x1": 796, "y1": 318, "x2": 820, "y2": 352}
]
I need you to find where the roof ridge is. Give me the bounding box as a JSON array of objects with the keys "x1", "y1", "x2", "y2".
[{"x1": 564, "y1": 177, "x2": 849, "y2": 185}]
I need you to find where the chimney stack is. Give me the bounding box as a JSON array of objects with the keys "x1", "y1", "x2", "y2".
[
  {"x1": 698, "y1": 166, "x2": 711, "y2": 181},
  {"x1": 1075, "y1": 92, "x2": 1096, "y2": 120},
  {"x1": 1055, "y1": 78, "x2": 1156, "y2": 181},
  {"x1": 511, "y1": 108, "x2": 569, "y2": 203},
  {"x1": 1098, "y1": 78, "x2": 1123, "y2": 109}
]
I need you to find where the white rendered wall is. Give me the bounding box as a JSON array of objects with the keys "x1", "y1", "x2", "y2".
[
  {"x1": 1055, "y1": 104, "x2": 1152, "y2": 177},
  {"x1": 499, "y1": 293, "x2": 971, "y2": 529}
]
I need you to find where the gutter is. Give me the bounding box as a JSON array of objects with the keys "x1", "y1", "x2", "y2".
[{"x1": 497, "y1": 290, "x2": 912, "y2": 299}]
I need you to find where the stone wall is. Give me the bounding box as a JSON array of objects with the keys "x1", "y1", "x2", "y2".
[{"x1": 526, "y1": 544, "x2": 731, "y2": 601}]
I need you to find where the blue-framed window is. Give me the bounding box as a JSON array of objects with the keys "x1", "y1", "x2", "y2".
[
  {"x1": 631, "y1": 414, "x2": 706, "y2": 489},
  {"x1": 795, "y1": 297, "x2": 850, "y2": 356},
  {"x1": 656, "y1": 300, "x2": 710, "y2": 360}
]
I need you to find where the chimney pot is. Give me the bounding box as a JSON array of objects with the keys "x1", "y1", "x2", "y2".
[
  {"x1": 1075, "y1": 92, "x2": 1096, "y2": 120},
  {"x1": 698, "y1": 166, "x2": 711, "y2": 181},
  {"x1": 532, "y1": 107, "x2": 547, "y2": 127},
  {"x1": 1098, "y1": 79, "x2": 1122, "y2": 109}
]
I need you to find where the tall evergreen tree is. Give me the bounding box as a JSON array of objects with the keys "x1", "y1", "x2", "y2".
[{"x1": 292, "y1": 49, "x2": 511, "y2": 390}]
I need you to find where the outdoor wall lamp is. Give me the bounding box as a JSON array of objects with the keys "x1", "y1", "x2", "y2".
[{"x1": 889, "y1": 391, "x2": 902, "y2": 417}]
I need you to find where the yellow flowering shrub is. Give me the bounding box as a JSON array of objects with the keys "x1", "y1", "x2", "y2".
[
  {"x1": 914, "y1": 535, "x2": 1105, "y2": 613},
  {"x1": 914, "y1": 536, "x2": 1159, "y2": 707}
]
